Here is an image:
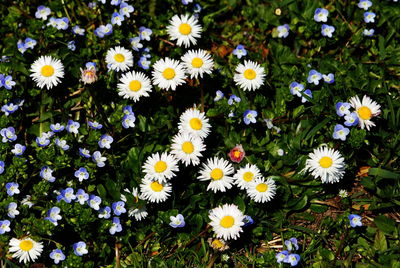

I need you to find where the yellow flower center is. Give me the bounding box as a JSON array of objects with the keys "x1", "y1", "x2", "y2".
[
  {"x1": 41, "y1": 65, "x2": 54, "y2": 77},
  {"x1": 150, "y1": 181, "x2": 164, "y2": 192},
  {"x1": 319, "y1": 156, "x2": 333, "y2": 168},
  {"x1": 154, "y1": 161, "x2": 167, "y2": 173},
  {"x1": 191, "y1": 57, "x2": 203, "y2": 68},
  {"x1": 162, "y1": 68, "x2": 176, "y2": 80},
  {"x1": 114, "y1": 53, "x2": 125, "y2": 63},
  {"x1": 19, "y1": 240, "x2": 33, "y2": 251},
  {"x1": 189, "y1": 118, "x2": 202, "y2": 130},
  {"x1": 244, "y1": 69, "x2": 256, "y2": 80},
  {"x1": 211, "y1": 239, "x2": 225, "y2": 248},
  {"x1": 210, "y1": 168, "x2": 223, "y2": 180},
  {"x1": 181, "y1": 141, "x2": 194, "y2": 154},
  {"x1": 243, "y1": 172, "x2": 254, "y2": 182},
  {"x1": 233, "y1": 151, "x2": 241, "y2": 158},
  {"x1": 220, "y1": 215, "x2": 234, "y2": 228},
  {"x1": 256, "y1": 183, "x2": 268, "y2": 192},
  {"x1": 129, "y1": 80, "x2": 142, "y2": 92},
  {"x1": 357, "y1": 106, "x2": 372, "y2": 120},
  {"x1": 179, "y1": 23, "x2": 192, "y2": 35}
]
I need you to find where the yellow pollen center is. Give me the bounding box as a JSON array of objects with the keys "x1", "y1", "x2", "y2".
[
  {"x1": 243, "y1": 172, "x2": 254, "y2": 182},
  {"x1": 244, "y1": 69, "x2": 256, "y2": 80},
  {"x1": 129, "y1": 80, "x2": 142, "y2": 92},
  {"x1": 114, "y1": 53, "x2": 125, "y2": 63},
  {"x1": 179, "y1": 23, "x2": 192, "y2": 35},
  {"x1": 220, "y1": 216, "x2": 234, "y2": 228},
  {"x1": 210, "y1": 168, "x2": 223, "y2": 180},
  {"x1": 319, "y1": 156, "x2": 333, "y2": 168},
  {"x1": 154, "y1": 161, "x2": 167, "y2": 173},
  {"x1": 41, "y1": 65, "x2": 54, "y2": 77},
  {"x1": 211, "y1": 239, "x2": 224, "y2": 248},
  {"x1": 19, "y1": 240, "x2": 33, "y2": 251},
  {"x1": 256, "y1": 183, "x2": 268, "y2": 192},
  {"x1": 150, "y1": 181, "x2": 164, "y2": 192},
  {"x1": 162, "y1": 68, "x2": 176, "y2": 80},
  {"x1": 191, "y1": 57, "x2": 204, "y2": 68},
  {"x1": 189, "y1": 118, "x2": 202, "y2": 130},
  {"x1": 181, "y1": 141, "x2": 194, "y2": 154},
  {"x1": 357, "y1": 106, "x2": 372, "y2": 120},
  {"x1": 233, "y1": 151, "x2": 241, "y2": 158}
]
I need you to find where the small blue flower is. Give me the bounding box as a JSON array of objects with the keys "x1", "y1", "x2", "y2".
[
  {"x1": 56, "y1": 17, "x2": 69, "y2": 30},
  {"x1": 120, "y1": 2, "x2": 134, "y2": 18},
  {"x1": 79, "y1": 148, "x2": 91, "y2": 158},
  {"x1": 228, "y1": 95, "x2": 241, "y2": 105},
  {"x1": 11, "y1": 143, "x2": 26, "y2": 156},
  {"x1": 50, "y1": 123, "x2": 65, "y2": 132},
  {"x1": 344, "y1": 112, "x2": 359, "y2": 127},
  {"x1": 47, "y1": 17, "x2": 58, "y2": 28},
  {"x1": 276, "y1": 250, "x2": 289, "y2": 264},
  {"x1": 67, "y1": 41, "x2": 76, "y2": 51},
  {"x1": 287, "y1": 253, "x2": 301, "y2": 266},
  {"x1": 232, "y1": 45, "x2": 247, "y2": 59},
  {"x1": 111, "y1": 12, "x2": 124, "y2": 26},
  {"x1": 112, "y1": 201, "x2": 126, "y2": 216},
  {"x1": 358, "y1": 0, "x2": 372, "y2": 10},
  {"x1": 36, "y1": 135, "x2": 50, "y2": 147},
  {"x1": 138, "y1": 56, "x2": 151, "y2": 69},
  {"x1": 60, "y1": 188, "x2": 76, "y2": 203},
  {"x1": 1, "y1": 127, "x2": 17, "y2": 142},
  {"x1": 123, "y1": 105, "x2": 134, "y2": 115},
  {"x1": 99, "y1": 206, "x2": 111, "y2": 219},
  {"x1": 72, "y1": 25, "x2": 85, "y2": 35},
  {"x1": 1, "y1": 103, "x2": 19, "y2": 116},
  {"x1": 364, "y1": 12, "x2": 376, "y2": 23},
  {"x1": 7, "y1": 202, "x2": 19, "y2": 218},
  {"x1": 73, "y1": 241, "x2": 88, "y2": 256},
  {"x1": 17, "y1": 40, "x2": 27, "y2": 54},
  {"x1": 109, "y1": 217, "x2": 123, "y2": 235},
  {"x1": 333, "y1": 124, "x2": 350, "y2": 141},
  {"x1": 139, "y1": 26, "x2": 152, "y2": 41},
  {"x1": 110, "y1": 0, "x2": 121, "y2": 5},
  {"x1": 95, "y1": 24, "x2": 113, "y2": 38},
  {"x1": 314, "y1": 8, "x2": 329, "y2": 22},
  {"x1": 182, "y1": 0, "x2": 193, "y2": 5},
  {"x1": 0, "y1": 220, "x2": 11, "y2": 234},
  {"x1": 49, "y1": 249, "x2": 66, "y2": 264},
  {"x1": 76, "y1": 189, "x2": 89, "y2": 205},
  {"x1": 122, "y1": 114, "x2": 136, "y2": 129},
  {"x1": 74, "y1": 167, "x2": 89, "y2": 182},
  {"x1": 336, "y1": 102, "x2": 351, "y2": 117},
  {"x1": 349, "y1": 214, "x2": 362, "y2": 227},
  {"x1": 24, "y1": 38, "x2": 37, "y2": 50},
  {"x1": 6, "y1": 182, "x2": 20, "y2": 196},
  {"x1": 243, "y1": 110, "x2": 258, "y2": 125},
  {"x1": 55, "y1": 138, "x2": 70, "y2": 151},
  {"x1": 301, "y1": 89, "x2": 313, "y2": 103},
  {"x1": 363, "y1": 29, "x2": 375, "y2": 37},
  {"x1": 98, "y1": 134, "x2": 114, "y2": 149},
  {"x1": 88, "y1": 121, "x2": 103, "y2": 130},
  {"x1": 290, "y1": 82, "x2": 305, "y2": 97},
  {"x1": 321, "y1": 24, "x2": 335, "y2": 38},
  {"x1": 285, "y1": 238, "x2": 299, "y2": 251},
  {"x1": 88, "y1": 194, "x2": 102, "y2": 210},
  {"x1": 193, "y1": 3, "x2": 202, "y2": 13},
  {"x1": 277, "y1": 24, "x2": 290, "y2": 38},
  {"x1": 323, "y1": 73, "x2": 335, "y2": 84},
  {"x1": 66, "y1": 120, "x2": 80, "y2": 134},
  {"x1": 169, "y1": 214, "x2": 185, "y2": 228},
  {"x1": 130, "y1": 37, "x2": 143, "y2": 51},
  {"x1": 40, "y1": 166, "x2": 55, "y2": 182},
  {"x1": 0, "y1": 161, "x2": 4, "y2": 174},
  {"x1": 243, "y1": 215, "x2": 254, "y2": 227},
  {"x1": 45, "y1": 206, "x2": 62, "y2": 225},
  {"x1": 307, "y1": 70, "x2": 322, "y2": 85},
  {"x1": 35, "y1": 5, "x2": 51, "y2": 20}
]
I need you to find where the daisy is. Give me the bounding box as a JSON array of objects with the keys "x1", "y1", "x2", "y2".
[
  {"x1": 349, "y1": 95, "x2": 381, "y2": 131},
  {"x1": 304, "y1": 146, "x2": 346, "y2": 183},
  {"x1": 9, "y1": 237, "x2": 43, "y2": 264},
  {"x1": 30, "y1": 55, "x2": 64, "y2": 89},
  {"x1": 233, "y1": 60, "x2": 265, "y2": 91},
  {"x1": 105, "y1": 46, "x2": 133, "y2": 72},
  {"x1": 140, "y1": 178, "x2": 172, "y2": 203},
  {"x1": 178, "y1": 108, "x2": 211, "y2": 139},
  {"x1": 171, "y1": 132, "x2": 206, "y2": 166},
  {"x1": 197, "y1": 157, "x2": 234, "y2": 193},
  {"x1": 208, "y1": 204, "x2": 245, "y2": 240},
  {"x1": 152, "y1": 57, "x2": 186, "y2": 91},
  {"x1": 167, "y1": 14, "x2": 202, "y2": 48},
  {"x1": 142, "y1": 152, "x2": 179, "y2": 183},
  {"x1": 181, "y1": 49, "x2": 214, "y2": 79},
  {"x1": 233, "y1": 163, "x2": 262, "y2": 190},
  {"x1": 117, "y1": 71, "x2": 152, "y2": 102},
  {"x1": 246, "y1": 177, "x2": 277, "y2": 203}
]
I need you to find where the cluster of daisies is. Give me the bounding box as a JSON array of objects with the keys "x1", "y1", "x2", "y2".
[{"x1": 357, "y1": 0, "x2": 377, "y2": 37}]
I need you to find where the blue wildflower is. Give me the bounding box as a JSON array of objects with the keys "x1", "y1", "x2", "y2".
[
  {"x1": 348, "y1": 214, "x2": 362, "y2": 227},
  {"x1": 0, "y1": 161, "x2": 4, "y2": 174},
  {"x1": 79, "y1": 148, "x2": 91, "y2": 158},
  {"x1": 333, "y1": 124, "x2": 350, "y2": 141},
  {"x1": 99, "y1": 206, "x2": 111, "y2": 219},
  {"x1": 287, "y1": 254, "x2": 301, "y2": 266},
  {"x1": 363, "y1": 29, "x2": 375, "y2": 36},
  {"x1": 138, "y1": 56, "x2": 150, "y2": 69},
  {"x1": 95, "y1": 24, "x2": 113, "y2": 38},
  {"x1": 56, "y1": 17, "x2": 69, "y2": 30},
  {"x1": 50, "y1": 123, "x2": 65, "y2": 132},
  {"x1": 290, "y1": 82, "x2": 305, "y2": 97},
  {"x1": 285, "y1": 238, "x2": 299, "y2": 251},
  {"x1": 214, "y1": 90, "x2": 224, "y2": 102},
  {"x1": 344, "y1": 112, "x2": 359, "y2": 127},
  {"x1": 276, "y1": 250, "x2": 289, "y2": 264},
  {"x1": 110, "y1": 0, "x2": 121, "y2": 5},
  {"x1": 72, "y1": 25, "x2": 85, "y2": 35},
  {"x1": 55, "y1": 139, "x2": 69, "y2": 150},
  {"x1": 67, "y1": 41, "x2": 76, "y2": 51},
  {"x1": 50, "y1": 249, "x2": 66, "y2": 264},
  {"x1": 73, "y1": 241, "x2": 88, "y2": 256},
  {"x1": 1, "y1": 103, "x2": 19, "y2": 116},
  {"x1": 335, "y1": 102, "x2": 351, "y2": 117},
  {"x1": 228, "y1": 94, "x2": 241, "y2": 105},
  {"x1": 98, "y1": 134, "x2": 114, "y2": 149},
  {"x1": 110, "y1": 217, "x2": 123, "y2": 235},
  {"x1": 182, "y1": 0, "x2": 193, "y2": 5},
  {"x1": 88, "y1": 121, "x2": 103, "y2": 130},
  {"x1": 66, "y1": 120, "x2": 80, "y2": 134},
  {"x1": 88, "y1": 194, "x2": 102, "y2": 210},
  {"x1": 314, "y1": 8, "x2": 329, "y2": 22},
  {"x1": 7, "y1": 202, "x2": 19, "y2": 218},
  {"x1": 358, "y1": 0, "x2": 372, "y2": 10},
  {"x1": 364, "y1": 12, "x2": 376, "y2": 23},
  {"x1": 3, "y1": 76, "x2": 15, "y2": 90},
  {"x1": 277, "y1": 24, "x2": 290, "y2": 38},
  {"x1": 130, "y1": 37, "x2": 143, "y2": 51},
  {"x1": 122, "y1": 114, "x2": 136, "y2": 129},
  {"x1": 6, "y1": 182, "x2": 20, "y2": 196},
  {"x1": 307, "y1": 70, "x2": 322, "y2": 85},
  {"x1": 232, "y1": 45, "x2": 247, "y2": 59},
  {"x1": 169, "y1": 214, "x2": 185, "y2": 228},
  {"x1": 40, "y1": 166, "x2": 55, "y2": 182},
  {"x1": 24, "y1": 38, "x2": 37, "y2": 49},
  {"x1": 112, "y1": 201, "x2": 126, "y2": 216},
  {"x1": 47, "y1": 17, "x2": 58, "y2": 28},
  {"x1": 243, "y1": 215, "x2": 254, "y2": 227},
  {"x1": 321, "y1": 24, "x2": 335, "y2": 38},
  {"x1": 45, "y1": 206, "x2": 62, "y2": 225},
  {"x1": 111, "y1": 12, "x2": 124, "y2": 26},
  {"x1": 1, "y1": 127, "x2": 17, "y2": 142},
  {"x1": 323, "y1": 73, "x2": 335, "y2": 84},
  {"x1": 123, "y1": 105, "x2": 134, "y2": 115},
  {"x1": 243, "y1": 110, "x2": 258, "y2": 125},
  {"x1": 0, "y1": 220, "x2": 11, "y2": 234},
  {"x1": 301, "y1": 89, "x2": 313, "y2": 103},
  {"x1": 193, "y1": 3, "x2": 202, "y2": 13},
  {"x1": 139, "y1": 26, "x2": 152, "y2": 41},
  {"x1": 36, "y1": 135, "x2": 50, "y2": 147},
  {"x1": 11, "y1": 143, "x2": 26, "y2": 156},
  {"x1": 74, "y1": 167, "x2": 89, "y2": 182},
  {"x1": 35, "y1": 5, "x2": 51, "y2": 20},
  {"x1": 75, "y1": 189, "x2": 89, "y2": 205},
  {"x1": 120, "y1": 2, "x2": 134, "y2": 17},
  {"x1": 17, "y1": 40, "x2": 27, "y2": 54}
]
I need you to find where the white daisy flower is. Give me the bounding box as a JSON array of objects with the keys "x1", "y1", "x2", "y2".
[
  {"x1": 140, "y1": 178, "x2": 172, "y2": 203},
  {"x1": 178, "y1": 107, "x2": 211, "y2": 139},
  {"x1": 30, "y1": 55, "x2": 64, "y2": 90},
  {"x1": 181, "y1": 49, "x2": 214, "y2": 79},
  {"x1": 9, "y1": 237, "x2": 43, "y2": 264},
  {"x1": 208, "y1": 204, "x2": 245, "y2": 240},
  {"x1": 171, "y1": 132, "x2": 206, "y2": 166},
  {"x1": 121, "y1": 188, "x2": 149, "y2": 221},
  {"x1": 197, "y1": 157, "x2": 234, "y2": 193},
  {"x1": 117, "y1": 71, "x2": 152, "y2": 102},
  {"x1": 142, "y1": 152, "x2": 179, "y2": 183},
  {"x1": 305, "y1": 146, "x2": 346, "y2": 183},
  {"x1": 167, "y1": 14, "x2": 202, "y2": 48},
  {"x1": 233, "y1": 60, "x2": 265, "y2": 91},
  {"x1": 246, "y1": 177, "x2": 277, "y2": 203},
  {"x1": 152, "y1": 57, "x2": 186, "y2": 91},
  {"x1": 349, "y1": 95, "x2": 381, "y2": 131},
  {"x1": 105, "y1": 46, "x2": 133, "y2": 72},
  {"x1": 233, "y1": 163, "x2": 262, "y2": 190}
]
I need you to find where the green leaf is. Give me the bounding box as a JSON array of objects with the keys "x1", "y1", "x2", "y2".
[
  {"x1": 374, "y1": 215, "x2": 396, "y2": 234},
  {"x1": 374, "y1": 230, "x2": 388, "y2": 252},
  {"x1": 369, "y1": 168, "x2": 400, "y2": 179}
]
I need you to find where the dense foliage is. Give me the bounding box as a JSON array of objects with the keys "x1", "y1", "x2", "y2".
[{"x1": 0, "y1": 0, "x2": 399, "y2": 267}]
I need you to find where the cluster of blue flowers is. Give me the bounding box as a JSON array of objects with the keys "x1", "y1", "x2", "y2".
[
  {"x1": 314, "y1": 8, "x2": 335, "y2": 38},
  {"x1": 17, "y1": 38, "x2": 37, "y2": 54},
  {"x1": 275, "y1": 238, "x2": 301, "y2": 266},
  {"x1": 333, "y1": 101, "x2": 359, "y2": 141},
  {"x1": 129, "y1": 27, "x2": 153, "y2": 70},
  {"x1": 122, "y1": 105, "x2": 136, "y2": 128},
  {"x1": 94, "y1": 1, "x2": 134, "y2": 37},
  {"x1": 358, "y1": 0, "x2": 376, "y2": 37}
]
